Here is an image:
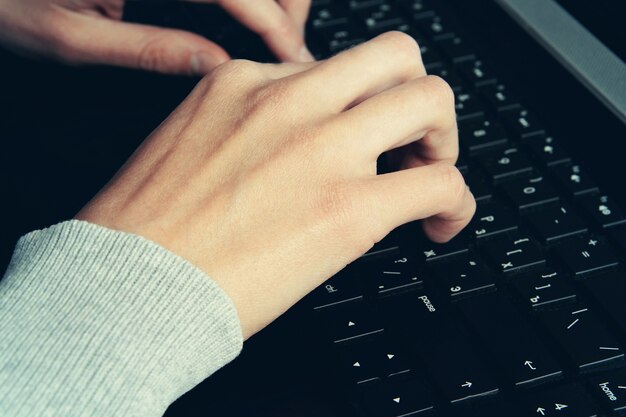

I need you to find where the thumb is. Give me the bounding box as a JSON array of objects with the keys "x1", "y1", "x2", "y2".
[{"x1": 57, "y1": 12, "x2": 230, "y2": 75}]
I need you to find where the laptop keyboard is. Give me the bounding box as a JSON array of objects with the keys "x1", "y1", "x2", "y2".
[{"x1": 124, "y1": 0, "x2": 626, "y2": 415}]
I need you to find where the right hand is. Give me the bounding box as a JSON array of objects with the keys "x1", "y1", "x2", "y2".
[{"x1": 76, "y1": 32, "x2": 476, "y2": 338}]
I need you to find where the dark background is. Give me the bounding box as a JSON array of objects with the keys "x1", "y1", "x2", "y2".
[{"x1": 1, "y1": 1, "x2": 625, "y2": 415}]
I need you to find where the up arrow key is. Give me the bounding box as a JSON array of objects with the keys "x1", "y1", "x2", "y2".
[
  {"x1": 348, "y1": 321, "x2": 355, "y2": 327},
  {"x1": 537, "y1": 407, "x2": 546, "y2": 415}
]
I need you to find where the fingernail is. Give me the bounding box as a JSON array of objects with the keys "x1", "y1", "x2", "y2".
[
  {"x1": 190, "y1": 52, "x2": 220, "y2": 75},
  {"x1": 299, "y1": 46, "x2": 315, "y2": 62}
]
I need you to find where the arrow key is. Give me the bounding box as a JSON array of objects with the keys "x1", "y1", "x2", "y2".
[
  {"x1": 357, "y1": 378, "x2": 434, "y2": 417},
  {"x1": 521, "y1": 383, "x2": 598, "y2": 416},
  {"x1": 319, "y1": 303, "x2": 384, "y2": 344}
]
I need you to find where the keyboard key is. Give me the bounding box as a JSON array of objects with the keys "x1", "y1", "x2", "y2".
[
  {"x1": 477, "y1": 83, "x2": 521, "y2": 112},
  {"x1": 469, "y1": 202, "x2": 518, "y2": 239},
  {"x1": 540, "y1": 305, "x2": 624, "y2": 371},
  {"x1": 436, "y1": 36, "x2": 476, "y2": 63},
  {"x1": 455, "y1": 153, "x2": 469, "y2": 174},
  {"x1": 484, "y1": 235, "x2": 545, "y2": 274},
  {"x1": 348, "y1": 0, "x2": 385, "y2": 9},
  {"x1": 579, "y1": 194, "x2": 626, "y2": 229},
  {"x1": 372, "y1": 253, "x2": 424, "y2": 296},
  {"x1": 454, "y1": 90, "x2": 485, "y2": 121},
  {"x1": 478, "y1": 147, "x2": 534, "y2": 183},
  {"x1": 555, "y1": 237, "x2": 619, "y2": 278},
  {"x1": 457, "y1": 59, "x2": 497, "y2": 87},
  {"x1": 589, "y1": 369, "x2": 626, "y2": 415},
  {"x1": 318, "y1": 21, "x2": 367, "y2": 53},
  {"x1": 527, "y1": 205, "x2": 588, "y2": 244},
  {"x1": 512, "y1": 268, "x2": 576, "y2": 310},
  {"x1": 336, "y1": 338, "x2": 411, "y2": 385},
  {"x1": 310, "y1": 4, "x2": 350, "y2": 28},
  {"x1": 430, "y1": 254, "x2": 496, "y2": 299},
  {"x1": 552, "y1": 163, "x2": 599, "y2": 197},
  {"x1": 414, "y1": 14, "x2": 455, "y2": 40},
  {"x1": 319, "y1": 303, "x2": 384, "y2": 344},
  {"x1": 357, "y1": 378, "x2": 434, "y2": 416},
  {"x1": 458, "y1": 118, "x2": 508, "y2": 153},
  {"x1": 395, "y1": 292, "x2": 499, "y2": 404},
  {"x1": 357, "y1": 3, "x2": 405, "y2": 33},
  {"x1": 526, "y1": 135, "x2": 572, "y2": 167},
  {"x1": 418, "y1": 232, "x2": 470, "y2": 262},
  {"x1": 397, "y1": 0, "x2": 437, "y2": 19},
  {"x1": 312, "y1": 273, "x2": 364, "y2": 310},
  {"x1": 464, "y1": 171, "x2": 493, "y2": 202},
  {"x1": 503, "y1": 175, "x2": 559, "y2": 213},
  {"x1": 611, "y1": 227, "x2": 626, "y2": 254},
  {"x1": 501, "y1": 108, "x2": 546, "y2": 139},
  {"x1": 582, "y1": 272, "x2": 626, "y2": 334},
  {"x1": 520, "y1": 383, "x2": 599, "y2": 417},
  {"x1": 459, "y1": 293, "x2": 563, "y2": 387}
]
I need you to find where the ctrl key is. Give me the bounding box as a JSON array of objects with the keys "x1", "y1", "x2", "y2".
[
  {"x1": 356, "y1": 379, "x2": 434, "y2": 417},
  {"x1": 591, "y1": 369, "x2": 626, "y2": 415}
]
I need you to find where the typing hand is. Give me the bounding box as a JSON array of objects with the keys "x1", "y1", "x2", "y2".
[
  {"x1": 76, "y1": 33, "x2": 476, "y2": 338},
  {"x1": 0, "y1": 0, "x2": 313, "y2": 75}
]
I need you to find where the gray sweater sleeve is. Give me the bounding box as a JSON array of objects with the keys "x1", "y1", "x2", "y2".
[{"x1": 0, "y1": 220, "x2": 243, "y2": 417}]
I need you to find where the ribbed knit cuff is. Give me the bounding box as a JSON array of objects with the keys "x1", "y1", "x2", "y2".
[{"x1": 0, "y1": 220, "x2": 243, "y2": 417}]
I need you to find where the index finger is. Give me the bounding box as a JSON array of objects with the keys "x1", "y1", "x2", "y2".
[{"x1": 219, "y1": 0, "x2": 314, "y2": 62}]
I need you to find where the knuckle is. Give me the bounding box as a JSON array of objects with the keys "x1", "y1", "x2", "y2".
[
  {"x1": 377, "y1": 31, "x2": 424, "y2": 72},
  {"x1": 422, "y1": 75, "x2": 455, "y2": 109},
  {"x1": 210, "y1": 59, "x2": 264, "y2": 82},
  {"x1": 436, "y1": 164, "x2": 466, "y2": 204}
]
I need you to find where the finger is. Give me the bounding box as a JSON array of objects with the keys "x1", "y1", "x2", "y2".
[
  {"x1": 365, "y1": 164, "x2": 476, "y2": 243},
  {"x1": 326, "y1": 75, "x2": 458, "y2": 165},
  {"x1": 278, "y1": 0, "x2": 312, "y2": 31},
  {"x1": 296, "y1": 31, "x2": 427, "y2": 113},
  {"x1": 219, "y1": 0, "x2": 314, "y2": 62},
  {"x1": 56, "y1": 12, "x2": 230, "y2": 75}
]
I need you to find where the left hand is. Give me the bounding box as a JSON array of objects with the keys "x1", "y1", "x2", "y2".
[{"x1": 0, "y1": 0, "x2": 313, "y2": 75}]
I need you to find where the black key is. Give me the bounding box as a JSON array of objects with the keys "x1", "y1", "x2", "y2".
[
  {"x1": 478, "y1": 83, "x2": 521, "y2": 112},
  {"x1": 310, "y1": 4, "x2": 350, "y2": 28},
  {"x1": 469, "y1": 202, "x2": 518, "y2": 239},
  {"x1": 520, "y1": 383, "x2": 599, "y2": 417},
  {"x1": 458, "y1": 118, "x2": 508, "y2": 153},
  {"x1": 611, "y1": 227, "x2": 626, "y2": 254},
  {"x1": 418, "y1": 232, "x2": 470, "y2": 262},
  {"x1": 512, "y1": 268, "x2": 577, "y2": 310},
  {"x1": 478, "y1": 147, "x2": 534, "y2": 183},
  {"x1": 589, "y1": 369, "x2": 626, "y2": 416},
  {"x1": 503, "y1": 175, "x2": 560, "y2": 213},
  {"x1": 457, "y1": 59, "x2": 497, "y2": 87},
  {"x1": 484, "y1": 235, "x2": 545, "y2": 274},
  {"x1": 411, "y1": 34, "x2": 444, "y2": 69},
  {"x1": 464, "y1": 171, "x2": 493, "y2": 202},
  {"x1": 582, "y1": 272, "x2": 626, "y2": 334},
  {"x1": 372, "y1": 253, "x2": 424, "y2": 296},
  {"x1": 431, "y1": 66, "x2": 463, "y2": 92},
  {"x1": 312, "y1": 273, "x2": 364, "y2": 310},
  {"x1": 320, "y1": 303, "x2": 384, "y2": 344},
  {"x1": 358, "y1": 378, "x2": 434, "y2": 417},
  {"x1": 357, "y1": 4, "x2": 405, "y2": 33},
  {"x1": 540, "y1": 305, "x2": 624, "y2": 371},
  {"x1": 454, "y1": 90, "x2": 485, "y2": 121},
  {"x1": 337, "y1": 338, "x2": 411, "y2": 385},
  {"x1": 436, "y1": 36, "x2": 476, "y2": 63},
  {"x1": 348, "y1": 0, "x2": 385, "y2": 10},
  {"x1": 526, "y1": 134, "x2": 572, "y2": 167},
  {"x1": 527, "y1": 205, "x2": 588, "y2": 244},
  {"x1": 555, "y1": 237, "x2": 619, "y2": 278},
  {"x1": 552, "y1": 163, "x2": 599, "y2": 197},
  {"x1": 430, "y1": 254, "x2": 496, "y2": 299},
  {"x1": 318, "y1": 21, "x2": 367, "y2": 53},
  {"x1": 580, "y1": 194, "x2": 626, "y2": 229},
  {"x1": 360, "y1": 232, "x2": 400, "y2": 261},
  {"x1": 414, "y1": 14, "x2": 455, "y2": 40},
  {"x1": 501, "y1": 108, "x2": 546, "y2": 139},
  {"x1": 396, "y1": 292, "x2": 499, "y2": 403},
  {"x1": 397, "y1": 0, "x2": 437, "y2": 18},
  {"x1": 459, "y1": 293, "x2": 563, "y2": 387}
]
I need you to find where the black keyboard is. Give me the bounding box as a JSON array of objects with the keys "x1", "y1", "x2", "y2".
[{"x1": 124, "y1": 0, "x2": 626, "y2": 415}]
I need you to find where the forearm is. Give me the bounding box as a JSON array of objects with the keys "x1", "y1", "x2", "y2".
[{"x1": 0, "y1": 220, "x2": 242, "y2": 417}]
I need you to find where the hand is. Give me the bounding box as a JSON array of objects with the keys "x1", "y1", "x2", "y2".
[
  {"x1": 0, "y1": 0, "x2": 313, "y2": 75},
  {"x1": 76, "y1": 32, "x2": 476, "y2": 338}
]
